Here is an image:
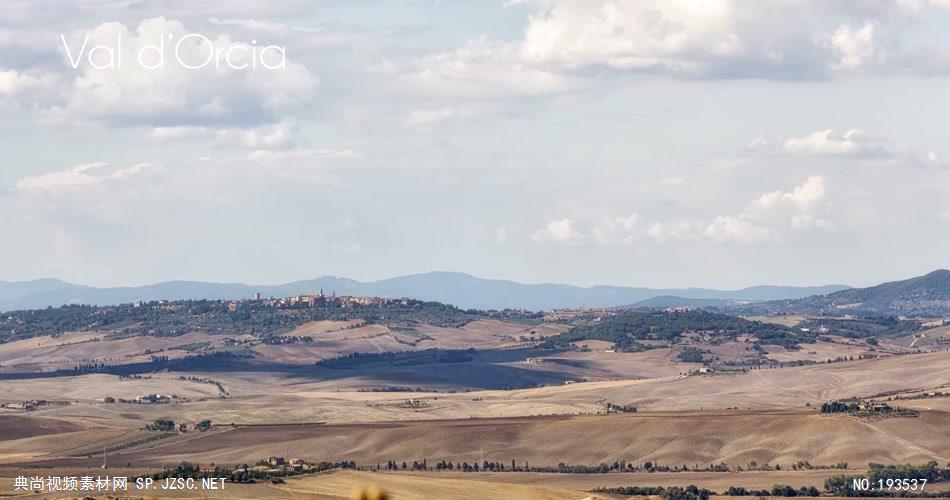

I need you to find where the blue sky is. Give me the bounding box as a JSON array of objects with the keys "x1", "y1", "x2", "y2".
[{"x1": 1, "y1": 0, "x2": 948, "y2": 289}]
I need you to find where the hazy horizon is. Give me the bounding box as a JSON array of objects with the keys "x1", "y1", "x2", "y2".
[{"x1": 13, "y1": 267, "x2": 950, "y2": 291}]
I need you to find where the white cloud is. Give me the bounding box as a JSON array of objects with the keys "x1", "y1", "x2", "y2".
[
  {"x1": 707, "y1": 175, "x2": 833, "y2": 243},
  {"x1": 750, "y1": 129, "x2": 923, "y2": 161},
  {"x1": 207, "y1": 17, "x2": 322, "y2": 34},
  {"x1": 0, "y1": 69, "x2": 45, "y2": 95},
  {"x1": 400, "y1": 0, "x2": 950, "y2": 102},
  {"x1": 518, "y1": 0, "x2": 751, "y2": 74},
  {"x1": 593, "y1": 213, "x2": 640, "y2": 244},
  {"x1": 828, "y1": 22, "x2": 885, "y2": 70},
  {"x1": 207, "y1": 17, "x2": 288, "y2": 31},
  {"x1": 580, "y1": 177, "x2": 832, "y2": 246},
  {"x1": 404, "y1": 36, "x2": 576, "y2": 99},
  {"x1": 14, "y1": 162, "x2": 163, "y2": 192},
  {"x1": 534, "y1": 177, "x2": 832, "y2": 247},
  {"x1": 233, "y1": 119, "x2": 299, "y2": 149},
  {"x1": 402, "y1": 0, "x2": 885, "y2": 94},
  {"x1": 703, "y1": 215, "x2": 775, "y2": 244},
  {"x1": 56, "y1": 17, "x2": 318, "y2": 127},
  {"x1": 152, "y1": 120, "x2": 301, "y2": 150},
  {"x1": 150, "y1": 125, "x2": 214, "y2": 140},
  {"x1": 532, "y1": 218, "x2": 582, "y2": 242},
  {"x1": 0, "y1": 69, "x2": 60, "y2": 107},
  {"x1": 645, "y1": 220, "x2": 699, "y2": 243},
  {"x1": 749, "y1": 175, "x2": 834, "y2": 230},
  {"x1": 785, "y1": 129, "x2": 895, "y2": 157},
  {"x1": 750, "y1": 176, "x2": 827, "y2": 211}
]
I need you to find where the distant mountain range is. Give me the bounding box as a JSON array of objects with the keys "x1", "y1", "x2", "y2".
[
  {"x1": 0, "y1": 271, "x2": 850, "y2": 312},
  {"x1": 733, "y1": 269, "x2": 950, "y2": 317}
]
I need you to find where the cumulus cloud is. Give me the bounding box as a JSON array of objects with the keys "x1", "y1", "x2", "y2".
[
  {"x1": 782, "y1": 129, "x2": 899, "y2": 157},
  {"x1": 0, "y1": 68, "x2": 61, "y2": 107},
  {"x1": 232, "y1": 119, "x2": 299, "y2": 149},
  {"x1": 749, "y1": 129, "x2": 943, "y2": 167},
  {"x1": 703, "y1": 215, "x2": 774, "y2": 244},
  {"x1": 518, "y1": 0, "x2": 758, "y2": 75},
  {"x1": 403, "y1": 36, "x2": 577, "y2": 99},
  {"x1": 706, "y1": 175, "x2": 833, "y2": 243},
  {"x1": 56, "y1": 17, "x2": 318, "y2": 127},
  {"x1": 150, "y1": 125, "x2": 215, "y2": 140},
  {"x1": 14, "y1": 162, "x2": 163, "y2": 193},
  {"x1": 645, "y1": 221, "x2": 700, "y2": 243},
  {"x1": 532, "y1": 218, "x2": 583, "y2": 242},
  {"x1": 828, "y1": 22, "x2": 887, "y2": 70},
  {"x1": 397, "y1": 0, "x2": 950, "y2": 103},
  {"x1": 151, "y1": 119, "x2": 301, "y2": 150},
  {"x1": 400, "y1": 0, "x2": 903, "y2": 97},
  {"x1": 0, "y1": 69, "x2": 47, "y2": 95},
  {"x1": 534, "y1": 177, "x2": 833, "y2": 247},
  {"x1": 593, "y1": 213, "x2": 640, "y2": 244}
]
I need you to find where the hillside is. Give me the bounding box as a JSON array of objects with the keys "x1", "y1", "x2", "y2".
[
  {"x1": 0, "y1": 297, "x2": 506, "y2": 344},
  {"x1": 543, "y1": 309, "x2": 809, "y2": 350},
  {"x1": 735, "y1": 269, "x2": 950, "y2": 317},
  {"x1": 0, "y1": 272, "x2": 848, "y2": 312}
]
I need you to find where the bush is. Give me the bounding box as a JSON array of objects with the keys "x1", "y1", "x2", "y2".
[{"x1": 149, "y1": 418, "x2": 175, "y2": 432}]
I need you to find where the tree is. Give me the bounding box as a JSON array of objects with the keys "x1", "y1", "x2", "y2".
[{"x1": 149, "y1": 418, "x2": 175, "y2": 431}]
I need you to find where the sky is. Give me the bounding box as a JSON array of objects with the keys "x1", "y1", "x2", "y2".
[{"x1": 1, "y1": 0, "x2": 949, "y2": 289}]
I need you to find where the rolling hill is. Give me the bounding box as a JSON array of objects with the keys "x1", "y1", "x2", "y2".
[{"x1": 734, "y1": 269, "x2": 950, "y2": 316}]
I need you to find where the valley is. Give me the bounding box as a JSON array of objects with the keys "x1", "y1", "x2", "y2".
[{"x1": 1, "y1": 271, "x2": 949, "y2": 498}]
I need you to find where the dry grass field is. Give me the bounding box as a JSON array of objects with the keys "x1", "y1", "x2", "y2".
[
  {"x1": 764, "y1": 341, "x2": 870, "y2": 363},
  {"x1": 0, "y1": 373, "x2": 228, "y2": 402},
  {"x1": 279, "y1": 319, "x2": 367, "y2": 338},
  {"x1": 0, "y1": 331, "x2": 252, "y2": 372},
  {"x1": 0, "y1": 320, "x2": 564, "y2": 374},
  {"x1": 3, "y1": 348, "x2": 949, "y2": 422},
  {"x1": 411, "y1": 319, "x2": 532, "y2": 350},
  {"x1": 14, "y1": 410, "x2": 946, "y2": 470},
  {"x1": 2, "y1": 318, "x2": 950, "y2": 498},
  {"x1": 887, "y1": 325, "x2": 950, "y2": 349},
  {"x1": 4, "y1": 351, "x2": 950, "y2": 473}
]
